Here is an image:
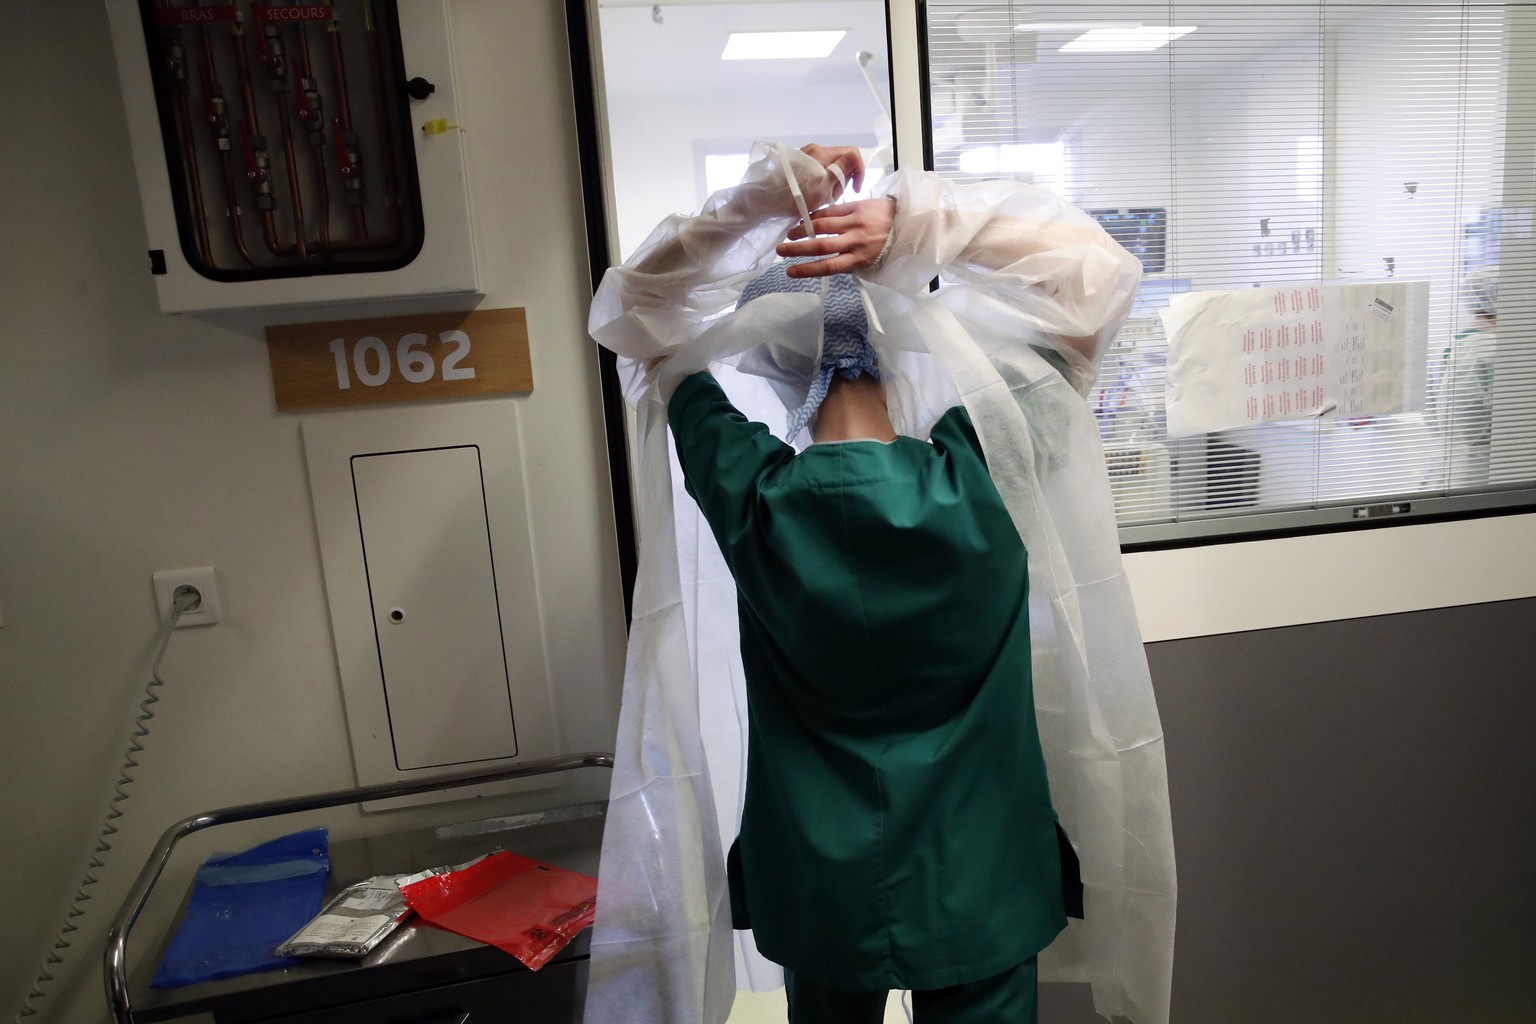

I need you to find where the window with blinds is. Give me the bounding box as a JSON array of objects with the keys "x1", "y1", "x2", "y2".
[{"x1": 923, "y1": 1, "x2": 1536, "y2": 543}]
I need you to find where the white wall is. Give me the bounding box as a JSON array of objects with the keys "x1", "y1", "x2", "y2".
[
  {"x1": 0, "y1": 2, "x2": 626, "y2": 1021},
  {"x1": 597, "y1": 0, "x2": 890, "y2": 260},
  {"x1": 1126, "y1": 511, "x2": 1536, "y2": 641},
  {"x1": 1333, "y1": 6, "x2": 1504, "y2": 288},
  {"x1": 606, "y1": 91, "x2": 885, "y2": 260},
  {"x1": 1064, "y1": 36, "x2": 1324, "y2": 291}
]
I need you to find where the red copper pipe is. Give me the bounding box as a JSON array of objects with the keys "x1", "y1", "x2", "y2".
[
  {"x1": 219, "y1": 151, "x2": 258, "y2": 266},
  {"x1": 198, "y1": 19, "x2": 257, "y2": 267},
  {"x1": 326, "y1": 14, "x2": 355, "y2": 133},
  {"x1": 234, "y1": 0, "x2": 398, "y2": 258},
  {"x1": 232, "y1": 0, "x2": 292, "y2": 259},
  {"x1": 274, "y1": 99, "x2": 308, "y2": 261},
  {"x1": 294, "y1": 24, "x2": 331, "y2": 252},
  {"x1": 164, "y1": 20, "x2": 214, "y2": 263},
  {"x1": 231, "y1": 5, "x2": 260, "y2": 136},
  {"x1": 175, "y1": 100, "x2": 214, "y2": 262},
  {"x1": 250, "y1": 1, "x2": 307, "y2": 260},
  {"x1": 326, "y1": 8, "x2": 368, "y2": 240}
]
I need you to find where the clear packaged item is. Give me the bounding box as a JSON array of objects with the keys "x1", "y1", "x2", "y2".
[{"x1": 275, "y1": 875, "x2": 412, "y2": 958}]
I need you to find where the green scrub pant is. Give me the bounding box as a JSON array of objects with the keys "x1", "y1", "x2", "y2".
[{"x1": 784, "y1": 958, "x2": 1038, "y2": 1024}]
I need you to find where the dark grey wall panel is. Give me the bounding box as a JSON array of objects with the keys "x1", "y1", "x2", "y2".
[{"x1": 1042, "y1": 598, "x2": 1536, "y2": 1023}]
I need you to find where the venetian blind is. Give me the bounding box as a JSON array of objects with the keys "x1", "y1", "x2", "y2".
[{"x1": 923, "y1": 0, "x2": 1536, "y2": 542}]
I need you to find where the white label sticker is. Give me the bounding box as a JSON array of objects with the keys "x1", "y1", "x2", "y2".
[
  {"x1": 302, "y1": 914, "x2": 394, "y2": 942},
  {"x1": 342, "y1": 887, "x2": 400, "y2": 912}
]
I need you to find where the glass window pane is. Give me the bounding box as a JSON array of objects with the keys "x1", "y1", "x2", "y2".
[{"x1": 924, "y1": 1, "x2": 1536, "y2": 540}]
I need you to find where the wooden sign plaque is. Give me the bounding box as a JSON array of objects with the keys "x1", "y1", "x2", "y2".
[{"x1": 266, "y1": 307, "x2": 533, "y2": 412}]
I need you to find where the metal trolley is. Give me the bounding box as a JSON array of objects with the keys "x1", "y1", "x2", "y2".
[{"x1": 106, "y1": 752, "x2": 614, "y2": 1024}]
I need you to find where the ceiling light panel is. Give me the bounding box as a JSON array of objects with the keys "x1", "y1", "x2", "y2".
[
  {"x1": 722, "y1": 30, "x2": 847, "y2": 61},
  {"x1": 1014, "y1": 21, "x2": 1142, "y2": 33},
  {"x1": 1058, "y1": 25, "x2": 1196, "y2": 53}
]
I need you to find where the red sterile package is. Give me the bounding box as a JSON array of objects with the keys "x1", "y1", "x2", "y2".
[{"x1": 397, "y1": 852, "x2": 597, "y2": 971}]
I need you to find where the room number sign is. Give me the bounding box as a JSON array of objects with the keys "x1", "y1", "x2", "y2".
[{"x1": 266, "y1": 308, "x2": 533, "y2": 411}]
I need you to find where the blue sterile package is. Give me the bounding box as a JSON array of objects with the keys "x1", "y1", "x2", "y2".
[{"x1": 151, "y1": 827, "x2": 330, "y2": 988}]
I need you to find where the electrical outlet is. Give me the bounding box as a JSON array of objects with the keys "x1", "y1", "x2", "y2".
[{"x1": 152, "y1": 567, "x2": 223, "y2": 627}]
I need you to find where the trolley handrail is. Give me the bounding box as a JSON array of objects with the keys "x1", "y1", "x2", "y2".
[{"x1": 105, "y1": 752, "x2": 614, "y2": 1024}]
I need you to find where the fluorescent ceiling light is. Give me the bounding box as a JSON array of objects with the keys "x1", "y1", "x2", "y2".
[
  {"x1": 722, "y1": 30, "x2": 846, "y2": 61},
  {"x1": 1014, "y1": 22, "x2": 1141, "y2": 33},
  {"x1": 1059, "y1": 25, "x2": 1196, "y2": 52}
]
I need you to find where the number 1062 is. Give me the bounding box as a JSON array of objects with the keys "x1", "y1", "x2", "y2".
[{"x1": 328, "y1": 331, "x2": 477, "y2": 390}]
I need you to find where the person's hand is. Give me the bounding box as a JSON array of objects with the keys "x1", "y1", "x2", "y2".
[
  {"x1": 777, "y1": 198, "x2": 895, "y2": 277},
  {"x1": 799, "y1": 144, "x2": 865, "y2": 196}
]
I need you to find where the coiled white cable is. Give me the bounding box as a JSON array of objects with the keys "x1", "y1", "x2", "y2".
[{"x1": 13, "y1": 587, "x2": 201, "y2": 1022}]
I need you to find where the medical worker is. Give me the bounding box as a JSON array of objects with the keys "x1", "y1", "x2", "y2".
[
  {"x1": 1426, "y1": 266, "x2": 1499, "y2": 487},
  {"x1": 668, "y1": 281, "x2": 1073, "y2": 1023},
  {"x1": 587, "y1": 143, "x2": 1175, "y2": 1024}
]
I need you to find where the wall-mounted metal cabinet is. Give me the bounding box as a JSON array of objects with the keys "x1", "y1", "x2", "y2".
[{"x1": 105, "y1": 0, "x2": 479, "y2": 313}]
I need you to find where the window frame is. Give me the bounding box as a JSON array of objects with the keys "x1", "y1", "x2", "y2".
[{"x1": 914, "y1": 0, "x2": 1536, "y2": 552}]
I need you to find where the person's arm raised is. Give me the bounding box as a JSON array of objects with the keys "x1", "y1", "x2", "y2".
[
  {"x1": 774, "y1": 196, "x2": 896, "y2": 278},
  {"x1": 588, "y1": 143, "x2": 858, "y2": 362},
  {"x1": 857, "y1": 170, "x2": 1143, "y2": 383}
]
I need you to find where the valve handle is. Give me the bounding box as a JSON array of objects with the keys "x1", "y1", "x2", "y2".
[
  {"x1": 200, "y1": 63, "x2": 218, "y2": 121},
  {"x1": 239, "y1": 119, "x2": 265, "y2": 182},
  {"x1": 293, "y1": 54, "x2": 314, "y2": 122},
  {"x1": 252, "y1": 2, "x2": 272, "y2": 63},
  {"x1": 331, "y1": 117, "x2": 357, "y2": 177}
]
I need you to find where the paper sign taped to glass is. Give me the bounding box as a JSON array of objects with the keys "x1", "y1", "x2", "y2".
[{"x1": 1160, "y1": 279, "x2": 1428, "y2": 436}]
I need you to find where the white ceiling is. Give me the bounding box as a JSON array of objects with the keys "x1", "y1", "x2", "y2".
[
  {"x1": 595, "y1": 2, "x2": 1381, "y2": 139},
  {"x1": 598, "y1": 1, "x2": 890, "y2": 99}
]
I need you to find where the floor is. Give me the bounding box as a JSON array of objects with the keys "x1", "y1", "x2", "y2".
[{"x1": 725, "y1": 987, "x2": 912, "y2": 1023}]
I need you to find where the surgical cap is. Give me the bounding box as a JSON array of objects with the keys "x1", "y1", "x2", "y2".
[
  {"x1": 1462, "y1": 266, "x2": 1499, "y2": 319},
  {"x1": 737, "y1": 258, "x2": 878, "y2": 442}
]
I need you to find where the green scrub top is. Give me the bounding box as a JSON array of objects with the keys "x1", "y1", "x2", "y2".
[{"x1": 668, "y1": 372, "x2": 1069, "y2": 991}]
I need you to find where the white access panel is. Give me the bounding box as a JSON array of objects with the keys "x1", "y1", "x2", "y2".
[
  {"x1": 352, "y1": 446, "x2": 518, "y2": 770},
  {"x1": 303, "y1": 401, "x2": 557, "y2": 807},
  {"x1": 104, "y1": 0, "x2": 479, "y2": 314}
]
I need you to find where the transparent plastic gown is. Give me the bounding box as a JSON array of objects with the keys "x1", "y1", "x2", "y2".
[{"x1": 585, "y1": 143, "x2": 1176, "y2": 1024}]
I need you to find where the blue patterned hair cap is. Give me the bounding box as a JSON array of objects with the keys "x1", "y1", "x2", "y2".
[{"x1": 737, "y1": 258, "x2": 878, "y2": 442}]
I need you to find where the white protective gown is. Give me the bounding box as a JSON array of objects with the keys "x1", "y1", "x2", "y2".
[{"x1": 585, "y1": 142, "x2": 1176, "y2": 1024}]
